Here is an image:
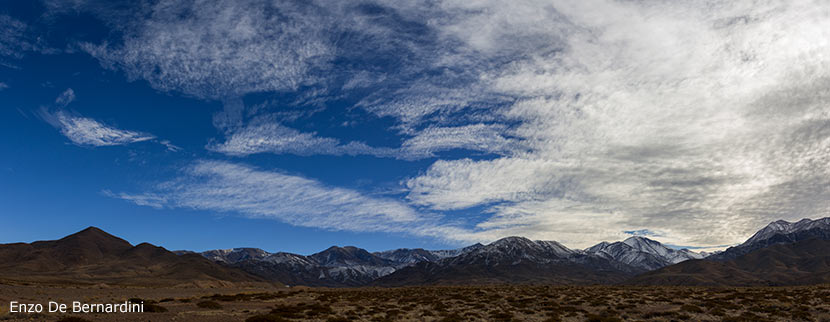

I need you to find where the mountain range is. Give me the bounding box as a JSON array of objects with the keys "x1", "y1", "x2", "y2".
[
  {"x1": 188, "y1": 231, "x2": 710, "y2": 286},
  {"x1": 184, "y1": 243, "x2": 487, "y2": 287},
  {"x1": 2, "y1": 217, "x2": 829, "y2": 287},
  {"x1": 189, "y1": 217, "x2": 830, "y2": 287}
]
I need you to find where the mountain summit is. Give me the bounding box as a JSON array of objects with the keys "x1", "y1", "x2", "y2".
[
  {"x1": 585, "y1": 236, "x2": 703, "y2": 271},
  {"x1": 744, "y1": 218, "x2": 830, "y2": 245},
  {"x1": 710, "y1": 217, "x2": 830, "y2": 260}
]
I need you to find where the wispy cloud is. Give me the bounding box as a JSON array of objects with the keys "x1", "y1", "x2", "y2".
[
  {"x1": 54, "y1": 88, "x2": 75, "y2": 107},
  {"x1": 41, "y1": 109, "x2": 156, "y2": 147},
  {"x1": 102, "y1": 190, "x2": 166, "y2": 209},
  {"x1": 0, "y1": 14, "x2": 34, "y2": 68},
  {"x1": 207, "y1": 121, "x2": 392, "y2": 158},
  {"x1": 0, "y1": 14, "x2": 55, "y2": 68},
  {"x1": 399, "y1": 124, "x2": 520, "y2": 159},
  {"x1": 75, "y1": 0, "x2": 519, "y2": 153},
  {"x1": 211, "y1": 120, "x2": 519, "y2": 160},
  {"x1": 109, "y1": 160, "x2": 446, "y2": 235},
  {"x1": 80, "y1": 1, "x2": 333, "y2": 100},
  {"x1": 159, "y1": 140, "x2": 182, "y2": 152},
  {"x1": 39, "y1": 89, "x2": 173, "y2": 149}
]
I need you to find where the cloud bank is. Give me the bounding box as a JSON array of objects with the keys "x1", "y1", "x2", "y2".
[
  {"x1": 64, "y1": 0, "x2": 830, "y2": 249},
  {"x1": 398, "y1": 0, "x2": 830, "y2": 247}
]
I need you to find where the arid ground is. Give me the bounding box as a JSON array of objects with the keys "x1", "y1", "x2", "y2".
[{"x1": 1, "y1": 283, "x2": 829, "y2": 321}]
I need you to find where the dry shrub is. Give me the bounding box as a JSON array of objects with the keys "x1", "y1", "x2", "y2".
[{"x1": 197, "y1": 300, "x2": 223, "y2": 309}]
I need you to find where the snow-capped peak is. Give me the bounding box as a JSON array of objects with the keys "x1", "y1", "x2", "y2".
[
  {"x1": 744, "y1": 217, "x2": 830, "y2": 245},
  {"x1": 201, "y1": 247, "x2": 270, "y2": 264},
  {"x1": 477, "y1": 236, "x2": 575, "y2": 258},
  {"x1": 373, "y1": 243, "x2": 485, "y2": 264},
  {"x1": 585, "y1": 236, "x2": 703, "y2": 270},
  {"x1": 622, "y1": 236, "x2": 671, "y2": 257},
  {"x1": 428, "y1": 243, "x2": 484, "y2": 259}
]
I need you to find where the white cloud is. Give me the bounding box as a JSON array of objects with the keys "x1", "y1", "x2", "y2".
[
  {"x1": 39, "y1": 89, "x2": 184, "y2": 150},
  {"x1": 110, "y1": 160, "x2": 451, "y2": 235},
  {"x1": 0, "y1": 15, "x2": 33, "y2": 68},
  {"x1": 207, "y1": 121, "x2": 391, "y2": 157},
  {"x1": 54, "y1": 88, "x2": 75, "y2": 107},
  {"x1": 160, "y1": 140, "x2": 182, "y2": 152},
  {"x1": 81, "y1": 0, "x2": 333, "y2": 99},
  {"x1": 210, "y1": 121, "x2": 519, "y2": 160},
  {"x1": 400, "y1": 124, "x2": 519, "y2": 159},
  {"x1": 401, "y1": 0, "x2": 830, "y2": 248},
  {"x1": 0, "y1": 14, "x2": 55, "y2": 68},
  {"x1": 102, "y1": 190, "x2": 166, "y2": 209},
  {"x1": 41, "y1": 109, "x2": 156, "y2": 147}
]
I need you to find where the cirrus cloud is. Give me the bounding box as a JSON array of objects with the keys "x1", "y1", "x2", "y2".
[{"x1": 109, "y1": 160, "x2": 463, "y2": 238}]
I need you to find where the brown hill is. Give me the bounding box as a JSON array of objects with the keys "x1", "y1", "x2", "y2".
[
  {"x1": 628, "y1": 238, "x2": 830, "y2": 286},
  {"x1": 0, "y1": 227, "x2": 270, "y2": 287}
]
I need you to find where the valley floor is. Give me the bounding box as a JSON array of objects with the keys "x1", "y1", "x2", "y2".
[{"x1": 0, "y1": 283, "x2": 828, "y2": 321}]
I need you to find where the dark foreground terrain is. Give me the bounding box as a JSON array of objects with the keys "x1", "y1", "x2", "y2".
[{"x1": 1, "y1": 283, "x2": 829, "y2": 321}]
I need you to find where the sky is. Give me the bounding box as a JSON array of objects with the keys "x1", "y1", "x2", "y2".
[{"x1": 1, "y1": 0, "x2": 830, "y2": 254}]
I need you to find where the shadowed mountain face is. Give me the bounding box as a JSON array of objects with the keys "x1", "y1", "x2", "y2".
[
  {"x1": 710, "y1": 218, "x2": 830, "y2": 261},
  {"x1": 0, "y1": 227, "x2": 133, "y2": 271},
  {"x1": 0, "y1": 227, "x2": 267, "y2": 287},
  {"x1": 195, "y1": 243, "x2": 488, "y2": 287},
  {"x1": 198, "y1": 246, "x2": 400, "y2": 287},
  {"x1": 310, "y1": 246, "x2": 394, "y2": 267},
  {"x1": 627, "y1": 217, "x2": 830, "y2": 286},
  {"x1": 629, "y1": 238, "x2": 830, "y2": 286}
]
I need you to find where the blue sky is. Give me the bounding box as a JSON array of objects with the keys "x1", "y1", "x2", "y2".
[{"x1": 2, "y1": 0, "x2": 830, "y2": 254}]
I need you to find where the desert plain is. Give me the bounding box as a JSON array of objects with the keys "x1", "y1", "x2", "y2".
[{"x1": 1, "y1": 283, "x2": 829, "y2": 321}]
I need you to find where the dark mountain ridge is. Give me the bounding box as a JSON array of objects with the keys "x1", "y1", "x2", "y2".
[
  {"x1": 629, "y1": 238, "x2": 830, "y2": 286},
  {"x1": 0, "y1": 227, "x2": 268, "y2": 287},
  {"x1": 710, "y1": 218, "x2": 830, "y2": 261},
  {"x1": 628, "y1": 217, "x2": 830, "y2": 286}
]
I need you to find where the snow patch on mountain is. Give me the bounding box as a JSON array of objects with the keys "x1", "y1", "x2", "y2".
[
  {"x1": 584, "y1": 236, "x2": 703, "y2": 270},
  {"x1": 744, "y1": 218, "x2": 830, "y2": 245}
]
